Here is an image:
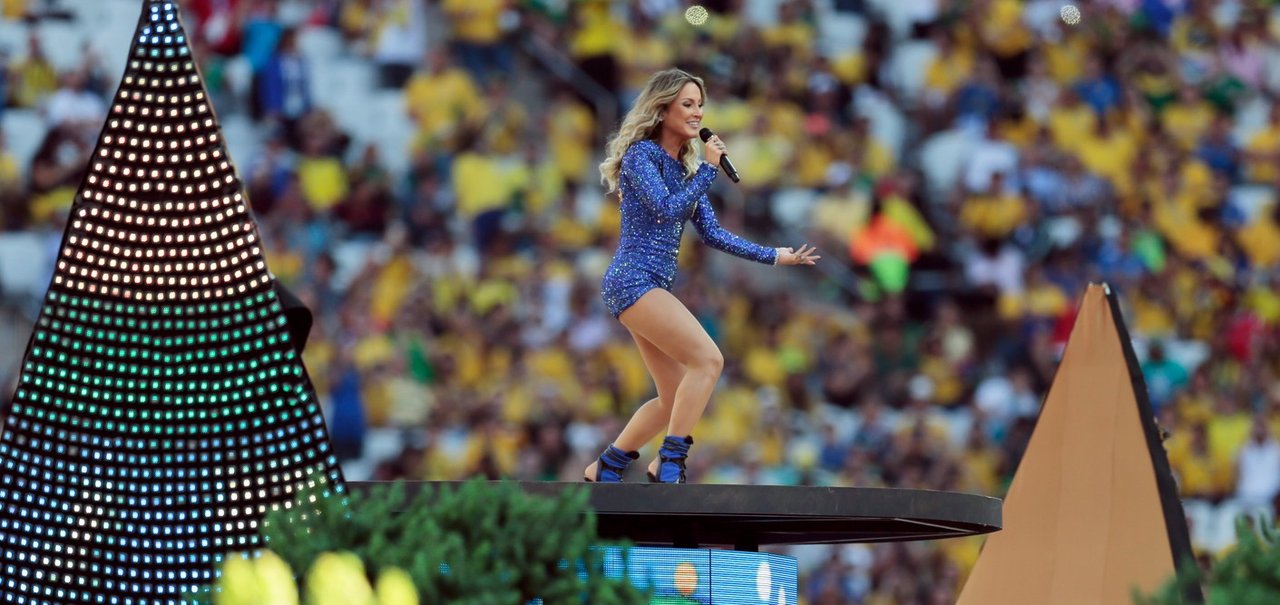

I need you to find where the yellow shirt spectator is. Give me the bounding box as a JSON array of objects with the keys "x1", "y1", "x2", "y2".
[
  {"x1": 370, "y1": 254, "x2": 416, "y2": 326},
  {"x1": 12, "y1": 54, "x2": 57, "y2": 108},
  {"x1": 734, "y1": 130, "x2": 794, "y2": 188},
  {"x1": 1161, "y1": 94, "x2": 1215, "y2": 151},
  {"x1": 4, "y1": 0, "x2": 27, "y2": 18},
  {"x1": 1076, "y1": 126, "x2": 1138, "y2": 195},
  {"x1": 831, "y1": 52, "x2": 867, "y2": 86},
  {"x1": 924, "y1": 46, "x2": 976, "y2": 98},
  {"x1": 791, "y1": 140, "x2": 836, "y2": 188},
  {"x1": 960, "y1": 190, "x2": 1029, "y2": 238},
  {"x1": 979, "y1": 0, "x2": 1033, "y2": 58},
  {"x1": 1048, "y1": 99, "x2": 1096, "y2": 152},
  {"x1": 1178, "y1": 159, "x2": 1215, "y2": 206},
  {"x1": 1167, "y1": 427, "x2": 1235, "y2": 498},
  {"x1": 480, "y1": 96, "x2": 528, "y2": 155},
  {"x1": 296, "y1": 155, "x2": 350, "y2": 211},
  {"x1": 701, "y1": 95, "x2": 754, "y2": 136},
  {"x1": 1131, "y1": 291, "x2": 1176, "y2": 336},
  {"x1": 1244, "y1": 118, "x2": 1280, "y2": 183},
  {"x1": 1151, "y1": 197, "x2": 1218, "y2": 260},
  {"x1": 442, "y1": 0, "x2": 505, "y2": 45},
  {"x1": 569, "y1": 2, "x2": 624, "y2": 59},
  {"x1": 1248, "y1": 284, "x2": 1280, "y2": 325},
  {"x1": 762, "y1": 18, "x2": 815, "y2": 60},
  {"x1": 547, "y1": 95, "x2": 595, "y2": 183},
  {"x1": 810, "y1": 186, "x2": 871, "y2": 246},
  {"x1": 509, "y1": 156, "x2": 564, "y2": 217},
  {"x1": 451, "y1": 150, "x2": 514, "y2": 218},
  {"x1": 1236, "y1": 213, "x2": 1280, "y2": 267},
  {"x1": 743, "y1": 343, "x2": 787, "y2": 388},
  {"x1": 860, "y1": 137, "x2": 896, "y2": 179},
  {"x1": 997, "y1": 113, "x2": 1039, "y2": 149},
  {"x1": 883, "y1": 194, "x2": 935, "y2": 252},
  {"x1": 617, "y1": 29, "x2": 674, "y2": 93},
  {"x1": 0, "y1": 151, "x2": 18, "y2": 191},
  {"x1": 339, "y1": 1, "x2": 375, "y2": 41},
  {"x1": 404, "y1": 63, "x2": 482, "y2": 149},
  {"x1": 1207, "y1": 411, "x2": 1252, "y2": 468},
  {"x1": 1044, "y1": 33, "x2": 1089, "y2": 85},
  {"x1": 1000, "y1": 275, "x2": 1068, "y2": 320}
]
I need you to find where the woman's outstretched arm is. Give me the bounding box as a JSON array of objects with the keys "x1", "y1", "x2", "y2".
[{"x1": 689, "y1": 195, "x2": 779, "y2": 265}]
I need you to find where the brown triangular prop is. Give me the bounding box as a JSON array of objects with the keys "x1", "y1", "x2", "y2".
[{"x1": 956, "y1": 284, "x2": 1200, "y2": 604}]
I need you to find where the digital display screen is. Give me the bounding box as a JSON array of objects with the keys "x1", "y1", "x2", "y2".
[{"x1": 595, "y1": 547, "x2": 798, "y2": 605}]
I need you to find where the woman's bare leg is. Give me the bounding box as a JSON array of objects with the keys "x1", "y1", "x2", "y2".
[
  {"x1": 618, "y1": 289, "x2": 723, "y2": 474},
  {"x1": 584, "y1": 329, "x2": 684, "y2": 480},
  {"x1": 614, "y1": 331, "x2": 685, "y2": 449}
]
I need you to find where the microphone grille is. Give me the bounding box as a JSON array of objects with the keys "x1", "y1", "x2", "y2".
[{"x1": 699, "y1": 128, "x2": 713, "y2": 141}]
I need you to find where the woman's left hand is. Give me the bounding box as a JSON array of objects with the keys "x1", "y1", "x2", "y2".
[{"x1": 776, "y1": 244, "x2": 820, "y2": 266}]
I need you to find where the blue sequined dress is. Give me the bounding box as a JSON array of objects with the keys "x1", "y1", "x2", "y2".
[{"x1": 600, "y1": 139, "x2": 779, "y2": 318}]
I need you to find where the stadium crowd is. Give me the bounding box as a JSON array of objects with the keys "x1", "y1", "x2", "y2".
[{"x1": 3, "y1": 0, "x2": 1280, "y2": 602}]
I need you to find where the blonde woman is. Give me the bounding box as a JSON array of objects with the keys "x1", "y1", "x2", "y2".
[{"x1": 585, "y1": 69, "x2": 820, "y2": 484}]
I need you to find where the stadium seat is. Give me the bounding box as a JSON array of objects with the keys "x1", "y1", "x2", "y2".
[
  {"x1": 2, "y1": 109, "x2": 47, "y2": 176},
  {"x1": 33, "y1": 19, "x2": 87, "y2": 72},
  {"x1": 298, "y1": 26, "x2": 344, "y2": 62},
  {"x1": 771, "y1": 187, "x2": 819, "y2": 230},
  {"x1": 818, "y1": 12, "x2": 868, "y2": 58},
  {"x1": 1229, "y1": 185, "x2": 1277, "y2": 223},
  {"x1": 886, "y1": 39, "x2": 938, "y2": 103},
  {"x1": 917, "y1": 128, "x2": 975, "y2": 200},
  {"x1": 0, "y1": 231, "x2": 53, "y2": 304}
]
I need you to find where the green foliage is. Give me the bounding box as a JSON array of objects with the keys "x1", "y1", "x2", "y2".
[
  {"x1": 1136, "y1": 517, "x2": 1280, "y2": 605},
  {"x1": 256, "y1": 479, "x2": 645, "y2": 605}
]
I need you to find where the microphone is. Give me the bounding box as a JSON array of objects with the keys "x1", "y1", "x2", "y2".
[{"x1": 699, "y1": 127, "x2": 740, "y2": 183}]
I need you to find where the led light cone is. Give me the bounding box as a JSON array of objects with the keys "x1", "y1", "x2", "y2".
[{"x1": 0, "y1": 2, "x2": 346, "y2": 603}]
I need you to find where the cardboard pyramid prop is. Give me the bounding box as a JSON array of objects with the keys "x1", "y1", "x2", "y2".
[
  {"x1": 0, "y1": 2, "x2": 345, "y2": 602},
  {"x1": 956, "y1": 284, "x2": 1199, "y2": 604}
]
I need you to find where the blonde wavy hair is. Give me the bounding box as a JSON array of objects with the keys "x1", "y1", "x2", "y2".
[{"x1": 599, "y1": 69, "x2": 706, "y2": 195}]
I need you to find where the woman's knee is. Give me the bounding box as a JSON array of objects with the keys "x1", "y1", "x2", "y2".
[{"x1": 687, "y1": 348, "x2": 724, "y2": 376}]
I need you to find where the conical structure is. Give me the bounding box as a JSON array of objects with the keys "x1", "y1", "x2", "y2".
[
  {"x1": 0, "y1": 2, "x2": 345, "y2": 602},
  {"x1": 956, "y1": 284, "x2": 1198, "y2": 604}
]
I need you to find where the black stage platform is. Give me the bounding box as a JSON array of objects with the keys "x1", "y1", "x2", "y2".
[{"x1": 349, "y1": 481, "x2": 1002, "y2": 551}]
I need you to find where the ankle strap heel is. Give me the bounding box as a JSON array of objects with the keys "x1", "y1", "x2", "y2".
[
  {"x1": 586, "y1": 444, "x2": 639, "y2": 483},
  {"x1": 648, "y1": 435, "x2": 694, "y2": 484}
]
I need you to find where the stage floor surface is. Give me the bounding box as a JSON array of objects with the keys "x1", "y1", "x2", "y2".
[{"x1": 349, "y1": 481, "x2": 1002, "y2": 551}]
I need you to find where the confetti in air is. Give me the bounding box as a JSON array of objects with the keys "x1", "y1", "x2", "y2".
[
  {"x1": 686, "y1": 4, "x2": 709, "y2": 26},
  {"x1": 1061, "y1": 4, "x2": 1082, "y2": 25}
]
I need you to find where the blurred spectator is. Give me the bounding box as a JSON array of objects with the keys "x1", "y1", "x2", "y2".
[
  {"x1": 1142, "y1": 341, "x2": 1190, "y2": 409},
  {"x1": 27, "y1": 123, "x2": 87, "y2": 225},
  {"x1": 441, "y1": 0, "x2": 510, "y2": 85},
  {"x1": 45, "y1": 69, "x2": 104, "y2": 128},
  {"x1": 0, "y1": 130, "x2": 19, "y2": 229},
  {"x1": 188, "y1": 0, "x2": 245, "y2": 56},
  {"x1": 3, "y1": 0, "x2": 28, "y2": 19},
  {"x1": 1234, "y1": 415, "x2": 1280, "y2": 510},
  {"x1": 404, "y1": 48, "x2": 481, "y2": 155},
  {"x1": 10, "y1": 32, "x2": 56, "y2": 108},
  {"x1": 370, "y1": 0, "x2": 429, "y2": 88},
  {"x1": 256, "y1": 27, "x2": 311, "y2": 147},
  {"x1": 1168, "y1": 421, "x2": 1233, "y2": 502},
  {"x1": 567, "y1": 0, "x2": 624, "y2": 96}
]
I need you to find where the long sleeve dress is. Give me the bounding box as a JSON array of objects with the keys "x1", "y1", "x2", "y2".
[{"x1": 600, "y1": 139, "x2": 778, "y2": 318}]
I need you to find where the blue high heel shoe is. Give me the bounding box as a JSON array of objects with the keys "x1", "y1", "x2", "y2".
[
  {"x1": 647, "y1": 435, "x2": 694, "y2": 484},
  {"x1": 584, "y1": 444, "x2": 639, "y2": 483}
]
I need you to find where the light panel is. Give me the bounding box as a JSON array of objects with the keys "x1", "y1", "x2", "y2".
[{"x1": 0, "y1": 2, "x2": 346, "y2": 603}]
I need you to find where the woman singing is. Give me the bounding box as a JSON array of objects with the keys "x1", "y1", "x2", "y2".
[{"x1": 585, "y1": 69, "x2": 820, "y2": 484}]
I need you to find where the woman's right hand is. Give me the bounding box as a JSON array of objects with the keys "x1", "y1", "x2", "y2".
[{"x1": 703, "y1": 134, "x2": 726, "y2": 167}]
